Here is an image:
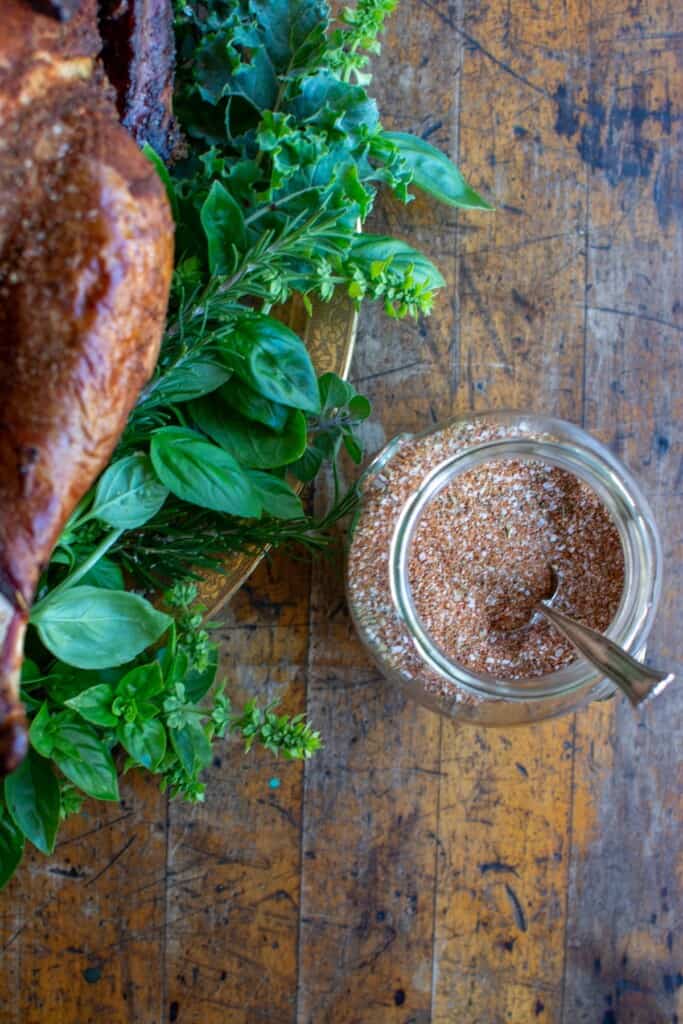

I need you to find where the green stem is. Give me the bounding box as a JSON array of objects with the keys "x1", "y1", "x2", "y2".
[
  {"x1": 243, "y1": 185, "x2": 325, "y2": 226},
  {"x1": 32, "y1": 528, "x2": 124, "y2": 616}
]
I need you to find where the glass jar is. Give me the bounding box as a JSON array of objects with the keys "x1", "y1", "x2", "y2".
[{"x1": 346, "y1": 411, "x2": 662, "y2": 726}]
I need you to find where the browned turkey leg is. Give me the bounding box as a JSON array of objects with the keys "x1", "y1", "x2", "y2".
[
  {"x1": 0, "y1": 0, "x2": 174, "y2": 773},
  {"x1": 99, "y1": 0, "x2": 179, "y2": 161}
]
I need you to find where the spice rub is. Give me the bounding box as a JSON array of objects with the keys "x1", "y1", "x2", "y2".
[{"x1": 408, "y1": 458, "x2": 624, "y2": 678}]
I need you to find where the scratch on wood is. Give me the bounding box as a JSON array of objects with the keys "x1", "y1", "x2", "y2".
[
  {"x1": 460, "y1": 262, "x2": 513, "y2": 375},
  {"x1": 85, "y1": 835, "x2": 137, "y2": 887},
  {"x1": 417, "y1": 0, "x2": 550, "y2": 99},
  {"x1": 504, "y1": 883, "x2": 528, "y2": 932},
  {"x1": 479, "y1": 861, "x2": 519, "y2": 876},
  {"x1": 55, "y1": 811, "x2": 133, "y2": 848},
  {"x1": 351, "y1": 359, "x2": 425, "y2": 384},
  {"x1": 585, "y1": 304, "x2": 683, "y2": 335}
]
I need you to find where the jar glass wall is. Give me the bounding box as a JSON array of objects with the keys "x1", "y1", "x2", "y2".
[{"x1": 346, "y1": 411, "x2": 662, "y2": 726}]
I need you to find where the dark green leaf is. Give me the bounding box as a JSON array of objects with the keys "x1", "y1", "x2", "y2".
[
  {"x1": 157, "y1": 622, "x2": 177, "y2": 677},
  {"x1": 32, "y1": 586, "x2": 172, "y2": 669},
  {"x1": 169, "y1": 719, "x2": 212, "y2": 777},
  {"x1": 246, "y1": 471, "x2": 304, "y2": 519},
  {"x1": 220, "y1": 316, "x2": 320, "y2": 414},
  {"x1": 318, "y1": 371, "x2": 354, "y2": 411},
  {"x1": 44, "y1": 667, "x2": 117, "y2": 708},
  {"x1": 190, "y1": 396, "x2": 306, "y2": 469},
  {"x1": 65, "y1": 683, "x2": 117, "y2": 727},
  {"x1": 289, "y1": 445, "x2": 324, "y2": 483},
  {"x1": 195, "y1": 27, "x2": 278, "y2": 112},
  {"x1": 0, "y1": 812, "x2": 24, "y2": 889},
  {"x1": 220, "y1": 381, "x2": 289, "y2": 431},
  {"x1": 343, "y1": 433, "x2": 363, "y2": 463},
  {"x1": 249, "y1": 0, "x2": 328, "y2": 70},
  {"x1": 4, "y1": 750, "x2": 60, "y2": 855},
  {"x1": 200, "y1": 181, "x2": 246, "y2": 274},
  {"x1": 146, "y1": 357, "x2": 232, "y2": 408},
  {"x1": 142, "y1": 143, "x2": 179, "y2": 220},
  {"x1": 21, "y1": 659, "x2": 41, "y2": 684},
  {"x1": 289, "y1": 72, "x2": 378, "y2": 144},
  {"x1": 29, "y1": 703, "x2": 54, "y2": 758},
  {"x1": 115, "y1": 662, "x2": 165, "y2": 701},
  {"x1": 51, "y1": 721, "x2": 120, "y2": 802},
  {"x1": 79, "y1": 556, "x2": 125, "y2": 591},
  {"x1": 350, "y1": 234, "x2": 446, "y2": 290},
  {"x1": 118, "y1": 719, "x2": 167, "y2": 770},
  {"x1": 382, "y1": 131, "x2": 494, "y2": 210},
  {"x1": 92, "y1": 454, "x2": 169, "y2": 529},
  {"x1": 183, "y1": 646, "x2": 219, "y2": 705},
  {"x1": 163, "y1": 649, "x2": 190, "y2": 688},
  {"x1": 150, "y1": 427, "x2": 261, "y2": 516},
  {"x1": 347, "y1": 394, "x2": 371, "y2": 420},
  {"x1": 308, "y1": 429, "x2": 340, "y2": 460}
]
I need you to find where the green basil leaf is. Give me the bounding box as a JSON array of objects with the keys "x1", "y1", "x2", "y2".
[
  {"x1": 347, "y1": 394, "x2": 371, "y2": 420},
  {"x1": 44, "y1": 667, "x2": 115, "y2": 708},
  {"x1": 190, "y1": 396, "x2": 306, "y2": 469},
  {"x1": 29, "y1": 703, "x2": 54, "y2": 758},
  {"x1": 155, "y1": 623, "x2": 178, "y2": 685},
  {"x1": 79, "y1": 557, "x2": 125, "y2": 591},
  {"x1": 246, "y1": 471, "x2": 304, "y2": 520},
  {"x1": 117, "y1": 719, "x2": 166, "y2": 770},
  {"x1": 289, "y1": 445, "x2": 324, "y2": 483},
  {"x1": 183, "y1": 646, "x2": 218, "y2": 704},
  {"x1": 0, "y1": 813, "x2": 24, "y2": 889},
  {"x1": 350, "y1": 234, "x2": 446, "y2": 290},
  {"x1": 137, "y1": 701, "x2": 158, "y2": 720},
  {"x1": 160, "y1": 649, "x2": 190, "y2": 688},
  {"x1": 21, "y1": 659, "x2": 41, "y2": 684},
  {"x1": 150, "y1": 427, "x2": 261, "y2": 517},
  {"x1": 65, "y1": 684, "x2": 117, "y2": 727},
  {"x1": 142, "y1": 142, "x2": 179, "y2": 220},
  {"x1": 383, "y1": 131, "x2": 494, "y2": 210},
  {"x1": 310, "y1": 429, "x2": 341, "y2": 461},
  {"x1": 220, "y1": 380, "x2": 289, "y2": 431},
  {"x1": 51, "y1": 722, "x2": 120, "y2": 802},
  {"x1": 4, "y1": 750, "x2": 60, "y2": 855},
  {"x1": 200, "y1": 181, "x2": 246, "y2": 274},
  {"x1": 32, "y1": 587, "x2": 172, "y2": 669},
  {"x1": 319, "y1": 372, "x2": 354, "y2": 411},
  {"x1": 220, "y1": 315, "x2": 321, "y2": 413},
  {"x1": 115, "y1": 662, "x2": 164, "y2": 700},
  {"x1": 343, "y1": 432, "x2": 363, "y2": 464},
  {"x1": 169, "y1": 719, "x2": 212, "y2": 777},
  {"x1": 92, "y1": 454, "x2": 169, "y2": 529},
  {"x1": 143, "y1": 357, "x2": 232, "y2": 407}
]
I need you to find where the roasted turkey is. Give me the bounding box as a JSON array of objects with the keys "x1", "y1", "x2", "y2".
[{"x1": 0, "y1": 0, "x2": 174, "y2": 773}]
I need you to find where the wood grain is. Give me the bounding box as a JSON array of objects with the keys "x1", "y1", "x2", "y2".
[
  {"x1": 0, "y1": 772, "x2": 166, "y2": 1023},
  {"x1": 564, "y1": 2, "x2": 683, "y2": 1021},
  {"x1": 431, "y1": 0, "x2": 590, "y2": 1019},
  {"x1": 1, "y1": 0, "x2": 682, "y2": 1021},
  {"x1": 165, "y1": 555, "x2": 311, "y2": 1024},
  {"x1": 297, "y1": 2, "x2": 461, "y2": 1018}
]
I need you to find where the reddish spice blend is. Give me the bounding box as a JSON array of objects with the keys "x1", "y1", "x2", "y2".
[
  {"x1": 347, "y1": 420, "x2": 626, "y2": 705},
  {"x1": 408, "y1": 458, "x2": 624, "y2": 678}
]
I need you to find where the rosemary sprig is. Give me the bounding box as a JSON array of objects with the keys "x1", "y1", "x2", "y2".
[{"x1": 114, "y1": 486, "x2": 360, "y2": 589}]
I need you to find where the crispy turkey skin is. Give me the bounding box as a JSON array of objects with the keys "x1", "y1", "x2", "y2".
[{"x1": 0, "y1": 0, "x2": 174, "y2": 772}]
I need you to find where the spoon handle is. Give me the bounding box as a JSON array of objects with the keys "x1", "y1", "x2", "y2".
[{"x1": 537, "y1": 602, "x2": 674, "y2": 708}]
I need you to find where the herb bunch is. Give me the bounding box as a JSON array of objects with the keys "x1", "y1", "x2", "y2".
[{"x1": 0, "y1": 0, "x2": 490, "y2": 887}]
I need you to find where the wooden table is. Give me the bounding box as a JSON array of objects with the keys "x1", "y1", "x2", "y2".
[{"x1": 2, "y1": 1, "x2": 682, "y2": 1021}]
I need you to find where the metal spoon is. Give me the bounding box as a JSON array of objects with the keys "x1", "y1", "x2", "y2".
[{"x1": 536, "y1": 599, "x2": 674, "y2": 709}]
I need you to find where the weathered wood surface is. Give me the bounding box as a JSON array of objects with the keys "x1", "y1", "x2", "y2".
[{"x1": 1, "y1": 0, "x2": 682, "y2": 1021}]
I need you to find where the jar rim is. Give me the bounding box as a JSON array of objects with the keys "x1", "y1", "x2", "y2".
[{"x1": 389, "y1": 429, "x2": 662, "y2": 702}]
